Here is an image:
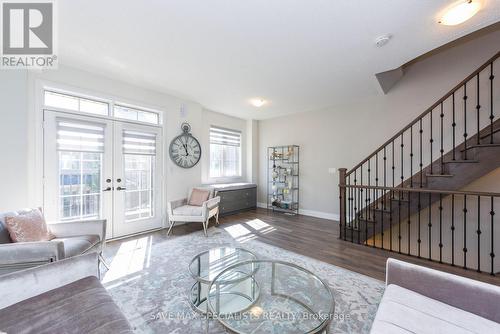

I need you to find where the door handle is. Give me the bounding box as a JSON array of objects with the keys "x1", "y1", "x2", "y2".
[
  {"x1": 116, "y1": 186, "x2": 127, "y2": 191},
  {"x1": 102, "y1": 187, "x2": 112, "y2": 192}
]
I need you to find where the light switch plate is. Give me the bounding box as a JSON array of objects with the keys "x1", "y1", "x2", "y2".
[{"x1": 328, "y1": 167, "x2": 337, "y2": 174}]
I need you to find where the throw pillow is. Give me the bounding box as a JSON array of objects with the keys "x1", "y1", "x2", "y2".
[
  {"x1": 4, "y1": 208, "x2": 54, "y2": 242},
  {"x1": 188, "y1": 188, "x2": 210, "y2": 206}
]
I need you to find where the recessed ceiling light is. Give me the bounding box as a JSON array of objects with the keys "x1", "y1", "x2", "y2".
[
  {"x1": 250, "y1": 98, "x2": 267, "y2": 108},
  {"x1": 439, "y1": 0, "x2": 481, "y2": 26}
]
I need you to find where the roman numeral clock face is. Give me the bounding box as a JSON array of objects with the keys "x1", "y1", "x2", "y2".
[{"x1": 169, "y1": 134, "x2": 201, "y2": 168}]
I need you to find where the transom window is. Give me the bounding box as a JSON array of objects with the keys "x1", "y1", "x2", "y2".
[
  {"x1": 43, "y1": 90, "x2": 161, "y2": 125},
  {"x1": 45, "y1": 91, "x2": 109, "y2": 116},
  {"x1": 210, "y1": 126, "x2": 241, "y2": 178}
]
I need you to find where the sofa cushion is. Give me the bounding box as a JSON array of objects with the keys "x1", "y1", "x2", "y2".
[
  {"x1": 0, "y1": 211, "x2": 16, "y2": 244},
  {"x1": 173, "y1": 205, "x2": 204, "y2": 216},
  {"x1": 51, "y1": 235, "x2": 100, "y2": 258},
  {"x1": 188, "y1": 188, "x2": 210, "y2": 206},
  {"x1": 4, "y1": 208, "x2": 54, "y2": 243},
  {"x1": 0, "y1": 276, "x2": 133, "y2": 333},
  {"x1": 370, "y1": 284, "x2": 500, "y2": 334}
]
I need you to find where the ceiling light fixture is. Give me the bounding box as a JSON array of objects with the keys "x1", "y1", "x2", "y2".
[
  {"x1": 250, "y1": 98, "x2": 267, "y2": 108},
  {"x1": 439, "y1": 0, "x2": 481, "y2": 26}
]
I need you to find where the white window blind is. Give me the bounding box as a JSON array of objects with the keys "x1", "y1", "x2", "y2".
[
  {"x1": 210, "y1": 126, "x2": 241, "y2": 178},
  {"x1": 210, "y1": 126, "x2": 241, "y2": 147},
  {"x1": 123, "y1": 131, "x2": 157, "y2": 156},
  {"x1": 57, "y1": 119, "x2": 105, "y2": 153}
]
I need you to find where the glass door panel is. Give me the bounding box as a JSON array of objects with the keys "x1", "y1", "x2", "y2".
[
  {"x1": 43, "y1": 111, "x2": 113, "y2": 237},
  {"x1": 113, "y1": 123, "x2": 163, "y2": 237}
]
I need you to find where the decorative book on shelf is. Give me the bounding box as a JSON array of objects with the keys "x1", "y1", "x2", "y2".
[{"x1": 267, "y1": 145, "x2": 299, "y2": 215}]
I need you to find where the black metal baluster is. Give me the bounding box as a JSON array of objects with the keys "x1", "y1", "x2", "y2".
[
  {"x1": 430, "y1": 110, "x2": 434, "y2": 174},
  {"x1": 463, "y1": 194, "x2": 468, "y2": 269},
  {"x1": 353, "y1": 170, "x2": 357, "y2": 243},
  {"x1": 420, "y1": 119, "x2": 423, "y2": 187},
  {"x1": 383, "y1": 147, "x2": 387, "y2": 250},
  {"x1": 410, "y1": 126, "x2": 414, "y2": 187},
  {"x1": 477, "y1": 196, "x2": 481, "y2": 272},
  {"x1": 392, "y1": 141, "x2": 395, "y2": 193},
  {"x1": 464, "y1": 83, "x2": 468, "y2": 160},
  {"x1": 490, "y1": 63, "x2": 495, "y2": 144},
  {"x1": 401, "y1": 133, "x2": 404, "y2": 190},
  {"x1": 367, "y1": 160, "x2": 371, "y2": 226},
  {"x1": 398, "y1": 188, "x2": 402, "y2": 254},
  {"x1": 451, "y1": 194, "x2": 455, "y2": 266},
  {"x1": 407, "y1": 190, "x2": 411, "y2": 255},
  {"x1": 439, "y1": 194, "x2": 443, "y2": 263},
  {"x1": 476, "y1": 74, "x2": 481, "y2": 145},
  {"x1": 452, "y1": 93, "x2": 456, "y2": 160},
  {"x1": 440, "y1": 103, "x2": 444, "y2": 174},
  {"x1": 374, "y1": 154, "x2": 378, "y2": 248},
  {"x1": 418, "y1": 192, "x2": 421, "y2": 258},
  {"x1": 490, "y1": 197, "x2": 495, "y2": 275},
  {"x1": 390, "y1": 189, "x2": 393, "y2": 251},
  {"x1": 428, "y1": 192, "x2": 432, "y2": 260},
  {"x1": 346, "y1": 175, "x2": 350, "y2": 240}
]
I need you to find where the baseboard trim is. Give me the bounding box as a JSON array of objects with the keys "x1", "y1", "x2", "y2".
[{"x1": 257, "y1": 202, "x2": 339, "y2": 221}]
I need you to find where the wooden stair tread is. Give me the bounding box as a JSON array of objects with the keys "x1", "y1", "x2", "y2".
[
  {"x1": 461, "y1": 143, "x2": 500, "y2": 151},
  {"x1": 443, "y1": 159, "x2": 479, "y2": 164},
  {"x1": 426, "y1": 174, "x2": 454, "y2": 177}
]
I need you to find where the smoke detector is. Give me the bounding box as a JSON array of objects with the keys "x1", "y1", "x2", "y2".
[{"x1": 375, "y1": 34, "x2": 392, "y2": 47}]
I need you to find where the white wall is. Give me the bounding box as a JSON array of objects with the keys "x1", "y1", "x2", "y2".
[
  {"x1": 258, "y1": 29, "x2": 500, "y2": 219},
  {"x1": 0, "y1": 71, "x2": 29, "y2": 211},
  {"x1": 0, "y1": 65, "x2": 249, "y2": 217}
]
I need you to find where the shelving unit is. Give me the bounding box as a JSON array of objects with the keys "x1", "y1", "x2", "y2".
[{"x1": 267, "y1": 145, "x2": 299, "y2": 215}]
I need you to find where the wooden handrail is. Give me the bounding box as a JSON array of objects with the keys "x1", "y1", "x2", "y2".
[
  {"x1": 347, "y1": 50, "x2": 500, "y2": 177},
  {"x1": 341, "y1": 184, "x2": 500, "y2": 198}
]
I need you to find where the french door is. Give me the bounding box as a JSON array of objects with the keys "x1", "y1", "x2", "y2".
[{"x1": 43, "y1": 110, "x2": 163, "y2": 239}]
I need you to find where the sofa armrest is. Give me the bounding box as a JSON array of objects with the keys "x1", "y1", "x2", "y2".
[
  {"x1": 49, "y1": 219, "x2": 106, "y2": 240},
  {"x1": 0, "y1": 241, "x2": 65, "y2": 268},
  {"x1": 0, "y1": 252, "x2": 99, "y2": 310},
  {"x1": 386, "y1": 258, "x2": 500, "y2": 323},
  {"x1": 203, "y1": 196, "x2": 220, "y2": 210},
  {"x1": 167, "y1": 198, "x2": 187, "y2": 215}
]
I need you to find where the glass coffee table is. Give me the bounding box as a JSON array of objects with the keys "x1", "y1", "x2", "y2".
[
  {"x1": 189, "y1": 247, "x2": 258, "y2": 314},
  {"x1": 207, "y1": 260, "x2": 335, "y2": 334}
]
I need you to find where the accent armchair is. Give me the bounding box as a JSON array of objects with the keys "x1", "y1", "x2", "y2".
[
  {"x1": 0, "y1": 210, "x2": 108, "y2": 276},
  {"x1": 167, "y1": 187, "x2": 221, "y2": 236}
]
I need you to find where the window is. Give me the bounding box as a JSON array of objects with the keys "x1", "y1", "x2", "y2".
[
  {"x1": 45, "y1": 91, "x2": 109, "y2": 116},
  {"x1": 114, "y1": 105, "x2": 159, "y2": 125},
  {"x1": 56, "y1": 119, "x2": 105, "y2": 221},
  {"x1": 210, "y1": 126, "x2": 241, "y2": 178}
]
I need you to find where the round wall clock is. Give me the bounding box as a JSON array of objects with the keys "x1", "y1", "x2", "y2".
[{"x1": 169, "y1": 123, "x2": 202, "y2": 168}]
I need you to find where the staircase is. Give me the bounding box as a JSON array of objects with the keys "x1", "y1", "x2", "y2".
[{"x1": 339, "y1": 51, "x2": 500, "y2": 275}]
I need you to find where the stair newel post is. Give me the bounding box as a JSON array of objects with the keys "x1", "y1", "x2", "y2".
[
  {"x1": 339, "y1": 168, "x2": 347, "y2": 240},
  {"x1": 440, "y1": 102, "x2": 444, "y2": 175}
]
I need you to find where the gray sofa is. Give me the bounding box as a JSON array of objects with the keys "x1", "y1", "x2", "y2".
[
  {"x1": 0, "y1": 209, "x2": 107, "y2": 276},
  {"x1": 0, "y1": 253, "x2": 132, "y2": 333},
  {"x1": 371, "y1": 258, "x2": 500, "y2": 333}
]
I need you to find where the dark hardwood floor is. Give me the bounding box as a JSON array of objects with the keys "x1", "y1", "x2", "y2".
[{"x1": 171, "y1": 208, "x2": 500, "y2": 286}]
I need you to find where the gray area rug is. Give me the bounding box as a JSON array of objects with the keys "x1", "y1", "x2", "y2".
[{"x1": 102, "y1": 226, "x2": 384, "y2": 333}]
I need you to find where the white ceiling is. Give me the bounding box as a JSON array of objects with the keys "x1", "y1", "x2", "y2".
[{"x1": 58, "y1": 0, "x2": 500, "y2": 120}]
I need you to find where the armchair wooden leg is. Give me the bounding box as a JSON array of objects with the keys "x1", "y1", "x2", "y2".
[
  {"x1": 216, "y1": 210, "x2": 220, "y2": 225},
  {"x1": 99, "y1": 253, "x2": 110, "y2": 270},
  {"x1": 167, "y1": 220, "x2": 176, "y2": 236},
  {"x1": 203, "y1": 219, "x2": 209, "y2": 237}
]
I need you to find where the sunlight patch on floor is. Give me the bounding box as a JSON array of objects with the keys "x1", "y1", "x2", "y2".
[{"x1": 103, "y1": 236, "x2": 151, "y2": 283}]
